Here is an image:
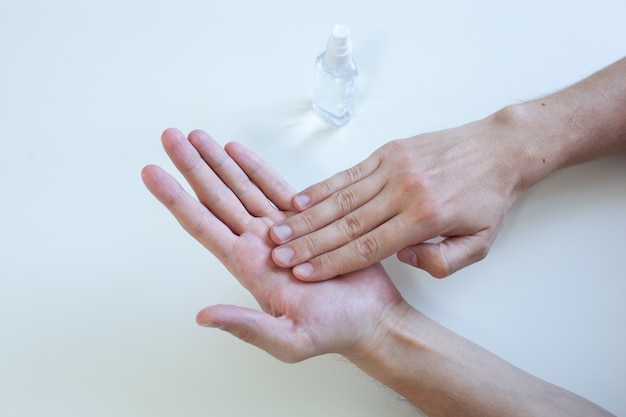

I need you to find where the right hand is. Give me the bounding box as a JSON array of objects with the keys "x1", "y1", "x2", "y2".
[{"x1": 269, "y1": 109, "x2": 528, "y2": 281}]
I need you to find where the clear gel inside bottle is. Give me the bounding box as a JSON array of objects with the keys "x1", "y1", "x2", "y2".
[{"x1": 312, "y1": 24, "x2": 358, "y2": 127}]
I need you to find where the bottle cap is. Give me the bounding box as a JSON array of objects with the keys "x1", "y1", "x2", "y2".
[{"x1": 325, "y1": 24, "x2": 352, "y2": 70}]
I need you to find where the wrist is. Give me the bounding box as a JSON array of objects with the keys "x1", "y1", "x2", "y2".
[
  {"x1": 343, "y1": 300, "x2": 432, "y2": 391},
  {"x1": 491, "y1": 59, "x2": 626, "y2": 197},
  {"x1": 486, "y1": 102, "x2": 569, "y2": 198}
]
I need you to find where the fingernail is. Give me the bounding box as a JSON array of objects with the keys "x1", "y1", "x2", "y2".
[
  {"x1": 293, "y1": 262, "x2": 313, "y2": 279},
  {"x1": 398, "y1": 250, "x2": 417, "y2": 266},
  {"x1": 294, "y1": 194, "x2": 310, "y2": 210},
  {"x1": 273, "y1": 247, "x2": 294, "y2": 265},
  {"x1": 272, "y1": 224, "x2": 292, "y2": 242}
]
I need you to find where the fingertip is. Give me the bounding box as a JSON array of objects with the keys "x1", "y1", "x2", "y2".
[
  {"x1": 292, "y1": 262, "x2": 315, "y2": 281},
  {"x1": 396, "y1": 248, "x2": 417, "y2": 267},
  {"x1": 268, "y1": 227, "x2": 279, "y2": 244},
  {"x1": 160, "y1": 128, "x2": 188, "y2": 157},
  {"x1": 140, "y1": 164, "x2": 155, "y2": 180},
  {"x1": 195, "y1": 308, "x2": 210, "y2": 325},
  {"x1": 271, "y1": 246, "x2": 294, "y2": 267},
  {"x1": 270, "y1": 224, "x2": 292, "y2": 244},
  {"x1": 224, "y1": 141, "x2": 263, "y2": 177},
  {"x1": 140, "y1": 164, "x2": 167, "y2": 190},
  {"x1": 161, "y1": 127, "x2": 182, "y2": 137},
  {"x1": 195, "y1": 307, "x2": 220, "y2": 328},
  {"x1": 161, "y1": 127, "x2": 184, "y2": 144},
  {"x1": 268, "y1": 228, "x2": 283, "y2": 245},
  {"x1": 187, "y1": 130, "x2": 219, "y2": 152},
  {"x1": 187, "y1": 128, "x2": 211, "y2": 140},
  {"x1": 141, "y1": 164, "x2": 156, "y2": 188},
  {"x1": 293, "y1": 194, "x2": 311, "y2": 211},
  {"x1": 224, "y1": 141, "x2": 244, "y2": 154}
]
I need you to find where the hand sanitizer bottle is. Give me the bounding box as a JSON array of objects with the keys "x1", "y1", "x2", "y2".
[{"x1": 312, "y1": 24, "x2": 358, "y2": 127}]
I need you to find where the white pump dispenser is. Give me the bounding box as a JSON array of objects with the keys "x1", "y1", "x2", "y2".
[{"x1": 312, "y1": 24, "x2": 358, "y2": 127}]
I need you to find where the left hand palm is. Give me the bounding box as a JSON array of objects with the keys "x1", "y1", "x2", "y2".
[{"x1": 142, "y1": 129, "x2": 403, "y2": 362}]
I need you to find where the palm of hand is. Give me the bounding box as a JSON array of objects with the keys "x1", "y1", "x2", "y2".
[
  {"x1": 230, "y1": 222, "x2": 399, "y2": 362},
  {"x1": 142, "y1": 129, "x2": 402, "y2": 362}
]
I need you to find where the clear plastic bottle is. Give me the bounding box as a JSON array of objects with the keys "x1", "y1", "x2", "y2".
[{"x1": 312, "y1": 24, "x2": 358, "y2": 127}]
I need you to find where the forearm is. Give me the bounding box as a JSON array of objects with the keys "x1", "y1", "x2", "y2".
[
  {"x1": 500, "y1": 57, "x2": 626, "y2": 194},
  {"x1": 346, "y1": 302, "x2": 614, "y2": 417}
]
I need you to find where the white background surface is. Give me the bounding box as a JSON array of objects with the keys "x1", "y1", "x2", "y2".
[{"x1": 1, "y1": 1, "x2": 625, "y2": 416}]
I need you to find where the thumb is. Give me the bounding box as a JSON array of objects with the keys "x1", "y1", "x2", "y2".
[
  {"x1": 196, "y1": 304, "x2": 315, "y2": 363},
  {"x1": 396, "y1": 234, "x2": 491, "y2": 278}
]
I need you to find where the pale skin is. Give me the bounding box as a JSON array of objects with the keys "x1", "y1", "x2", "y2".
[
  {"x1": 270, "y1": 57, "x2": 626, "y2": 281},
  {"x1": 142, "y1": 129, "x2": 614, "y2": 417}
]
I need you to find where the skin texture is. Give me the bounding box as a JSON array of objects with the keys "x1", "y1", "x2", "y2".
[
  {"x1": 142, "y1": 128, "x2": 614, "y2": 417},
  {"x1": 269, "y1": 57, "x2": 626, "y2": 282}
]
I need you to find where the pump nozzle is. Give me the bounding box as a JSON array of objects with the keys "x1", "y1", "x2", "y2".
[{"x1": 325, "y1": 24, "x2": 353, "y2": 71}]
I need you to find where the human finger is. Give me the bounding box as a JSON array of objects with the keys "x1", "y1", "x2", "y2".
[
  {"x1": 224, "y1": 141, "x2": 297, "y2": 214},
  {"x1": 269, "y1": 170, "x2": 385, "y2": 246},
  {"x1": 141, "y1": 164, "x2": 236, "y2": 261},
  {"x1": 187, "y1": 131, "x2": 284, "y2": 223},
  {"x1": 271, "y1": 191, "x2": 396, "y2": 268},
  {"x1": 290, "y1": 153, "x2": 380, "y2": 211},
  {"x1": 196, "y1": 304, "x2": 316, "y2": 363},
  {"x1": 161, "y1": 128, "x2": 251, "y2": 235},
  {"x1": 289, "y1": 214, "x2": 430, "y2": 281},
  {"x1": 396, "y1": 232, "x2": 493, "y2": 278}
]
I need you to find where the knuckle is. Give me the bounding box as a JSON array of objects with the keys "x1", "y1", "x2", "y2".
[
  {"x1": 333, "y1": 188, "x2": 358, "y2": 215},
  {"x1": 343, "y1": 164, "x2": 364, "y2": 183},
  {"x1": 299, "y1": 234, "x2": 322, "y2": 258},
  {"x1": 419, "y1": 197, "x2": 444, "y2": 223},
  {"x1": 384, "y1": 138, "x2": 404, "y2": 154},
  {"x1": 472, "y1": 239, "x2": 491, "y2": 262},
  {"x1": 355, "y1": 234, "x2": 380, "y2": 261},
  {"x1": 383, "y1": 139, "x2": 411, "y2": 164},
  {"x1": 399, "y1": 171, "x2": 428, "y2": 194},
  {"x1": 190, "y1": 218, "x2": 208, "y2": 240},
  {"x1": 427, "y1": 247, "x2": 453, "y2": 278},
  {"x1": 297, "y1": 211, "x2": 316, "y2": 231},
  {"x1": 207, "y1": 183, "x2": 226, "y2": 207},
  {"x1": 430, "y1": 256, "x2": 452, "y2": 278},
  {"x1": 339, "y1": 214, "x2": 363, "y2": 240},
  {"x1": 312, "y1": 251, "x2": 343, "y2": 279},
  {"x1": 315, "y1": 180, "x2": 333, "y2": 199},
  {"x1": 407, "y1": 193, "x2": 445, "y2": 229},
  {"x1": 430, "y1": 264, "x2": 451, "y2": 279},
  {"x1": 226, "y1": 321, "x2": 255, "y2": 345}
]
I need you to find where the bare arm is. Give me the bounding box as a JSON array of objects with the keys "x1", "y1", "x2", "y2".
[
  {"x1": 142, "y1": 129, "x2": 615, "y2": 416},
  {"x1": 269, "y1": 58, "x2": 626, "y2": 281},
  {"x1": 350, "y1": 305, "x2": 614, "y2": 417}
]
